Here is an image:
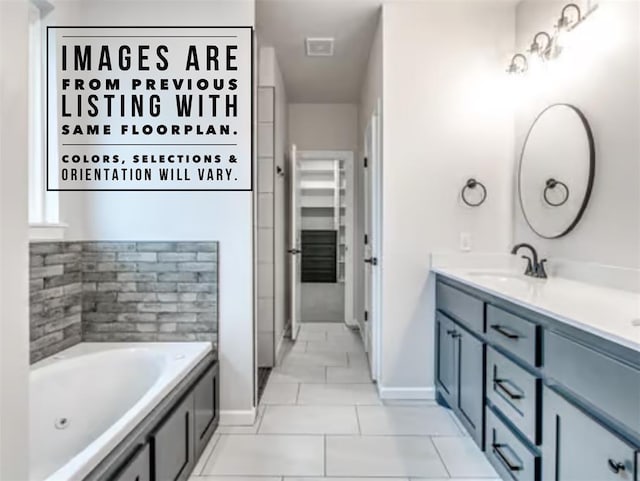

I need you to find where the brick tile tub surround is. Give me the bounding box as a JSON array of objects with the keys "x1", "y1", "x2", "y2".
[{"x1": 29, "y1": 241, "x2": 218, "y2": 363}]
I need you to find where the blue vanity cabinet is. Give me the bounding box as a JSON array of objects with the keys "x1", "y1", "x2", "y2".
[
  {"x1": 435, "y1": 282, "x2": 485, "y2": 448},
  {"x1": 435, "y1": 274, "x2": 640, "y2": 481},
  {"x1": 542, "y1": 387, "x2": 638, "y2": 481}
]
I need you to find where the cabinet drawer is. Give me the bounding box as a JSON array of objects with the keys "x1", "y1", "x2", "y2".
[
  {"x1": 543, "y1": 387, "x2": 638, "y2": 481},
  {"x1": 545, "y1": 330, "x2": 640, "y2": 434},
  {"x1": 110, "y1": 444, "x2": 150, "y2": 481},
  {"x1": 436, "y1": 282, "x2": 483, "y2": 333},
  {"x1": 486, "y1": 305, "x2": 539, "y2": 366},
  {"x1": 486, "y1": 347, "x2": 540, "y2": 445},
  {"x1": 486, "y1": 407, "x2": 540, "y2": 481}
]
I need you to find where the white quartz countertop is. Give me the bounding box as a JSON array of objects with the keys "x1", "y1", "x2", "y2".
[{"x1": 432, "y1": 267, "x2": 640, "y2": 353}]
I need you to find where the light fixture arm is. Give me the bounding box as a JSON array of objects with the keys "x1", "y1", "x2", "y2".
[
  {"x1": 506, "y1": 53, "x2": 528, "y2": 74},
  {"x1": 530, "y1": 31, "x2": 552, "y2": 54},
  {"x1": 558, "y1": 3, "x2": 582, "y2": 30}
]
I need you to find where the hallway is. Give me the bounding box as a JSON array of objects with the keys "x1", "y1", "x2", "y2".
[{"x1": 190, "y1": 322, "x2": 499, "y2": 480}]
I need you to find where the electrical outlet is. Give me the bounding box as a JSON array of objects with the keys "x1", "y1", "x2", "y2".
[{"x1": 460, "y1": 232, "x2": 472, "y2": 252}]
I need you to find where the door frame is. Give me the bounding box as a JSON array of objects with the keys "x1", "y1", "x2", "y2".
[
  {"x1": 296, "y1": 149, "x2": 356, "y2": 327},
  {"x1": 363, "y1": 98, "x2": 383, "y2": 381}
]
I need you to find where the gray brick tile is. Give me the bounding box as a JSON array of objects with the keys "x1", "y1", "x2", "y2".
[
  {"x1": 117, "y1": 252, "x2": 158, "y2": 262},
  {"x1": 97, "y1": 282, "x2": 137, "y2": 292},
  {"x1": 84, "y1": 242, "x2": 137, "y2": 252},
  {"x1": 158, "y1": 312, "x2": 197, "y2": 323},
  {"x1": 138, "y1": 303, "x2": 178, "y2": 313},
  {"x1": 117, "y1": 272, "x2": 157, "y2": 282},
  {"x1": 136, "y1": 242, "x2": 177, "y2": 252},
  {"x1": 118, "y1": 292, "x2": 158, "y2": 303},
  {"x1": 30, "y1": 265, "x2": 64, "y2": 279},
  {"x1": 176, "y1": 242, "x2": 217, "y2": 252},
  {"x1": 177, "y1": 262, "x2": 216, "y2": 272},
  {"x1": 158, "y1": 272, "x2": 197, "y2": 282},
  {"x1": 96, "y1": 262, "x2": 137, "y2": 272},
  {"x1": 157, "y1": 252, "x2": 196, "y2": 262}
]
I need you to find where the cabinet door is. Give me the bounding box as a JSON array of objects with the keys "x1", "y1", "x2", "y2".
[
  {"x1": 456, "y1": 325, "x2": 484, "y2": 448},
  {"x1": 543, "y1": 387, "x2": 638, "y2": 481},
  {"x1": 151, "y1": 394, "x2": 195, "y2": 481},
  {"x1": 110, "y1": 444, "x2": 151, "y2": 481},
  {"x1": 194, "y1": 363, "x2": 219, "y2": 459},
  {"x1": 436, "y1": 313, "x2": 456, "y2": 406}
]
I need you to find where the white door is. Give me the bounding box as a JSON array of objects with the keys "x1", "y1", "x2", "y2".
[
  {"x1": 288, "y1": 144, "x2": 302, "y2": 340},
  {"x1": 363, "y1": 103, "x2": 381, "y2": 380}
]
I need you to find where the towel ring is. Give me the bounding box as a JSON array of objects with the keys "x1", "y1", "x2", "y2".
[
  {"x1": 543, "y1": 178, "x2": 569, "y2": 207},
  {"x1": 461, "y1": 178, "x2": 487, "y2": 207}
]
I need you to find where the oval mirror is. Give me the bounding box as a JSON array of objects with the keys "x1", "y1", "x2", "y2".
[{"x1": 518, "y1": 104, "x2": 595, "y2": 239}]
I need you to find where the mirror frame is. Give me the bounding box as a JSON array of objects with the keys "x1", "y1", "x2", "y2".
[{"x1": 518, "y1": 103, "x2": 596, "y2": 239}]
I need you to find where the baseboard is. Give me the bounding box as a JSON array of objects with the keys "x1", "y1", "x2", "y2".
[
  {"x1": 219, "y1": 407, "x2": 256, "y2": 426},
  {"x1": 377, "y1": 385, "x2": 436, "y2": 400}
]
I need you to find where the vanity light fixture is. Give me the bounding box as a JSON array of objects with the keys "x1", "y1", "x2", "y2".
[
  {"x1": 551, "y1": 2, "x2": 599, "y2": 56},
  {"x1": 506, "y1": 53, "x2": 528, "y2": 74}
]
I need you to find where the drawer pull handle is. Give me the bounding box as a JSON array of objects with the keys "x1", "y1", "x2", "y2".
[
  {"x1": 490, "y1": 324, "x2": 520, "y2": 340},
  {"x1": 494, "y1": 379, "x2": 523, "y2": 400},
  {"x1": 492, "y1": 443, "x2": 522, "y2": 472},
  {"x1": 607, "y1": 459, "x2": 625, "y2": 474}
]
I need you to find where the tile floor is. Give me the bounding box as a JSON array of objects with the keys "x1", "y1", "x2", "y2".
[{"x1": 190, "y1": 322, "x2": 499, "y2": 481}]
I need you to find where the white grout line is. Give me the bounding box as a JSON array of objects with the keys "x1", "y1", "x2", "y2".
[
  {"x1": 295, "y1": 382, "x2": 302, "y2": 404},
  {"x1": 354, "y1": 405, "x2": 362, "y2": 435},
  {"x1": 429, "y1": 435, "x2": 452, "y2": 478}
]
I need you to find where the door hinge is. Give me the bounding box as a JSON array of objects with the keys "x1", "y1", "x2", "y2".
[
  {"x1": 364, "y1": 157, "x2": 368, "y2": 168},
  {"x1": 364, "y1": 234, "x2": 369, "y2": 245},
  {"x1": 364, "y1": 310, "x2": 369, "y2": 322}
]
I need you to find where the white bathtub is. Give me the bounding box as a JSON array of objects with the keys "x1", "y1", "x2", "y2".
[{"x1": 29, "y1": 342, "x2": 212, "y2": 481}]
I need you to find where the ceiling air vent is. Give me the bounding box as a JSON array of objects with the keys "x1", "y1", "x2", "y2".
[{"x1": 305, "y1": 37, "x2": 334, "y2": 57}]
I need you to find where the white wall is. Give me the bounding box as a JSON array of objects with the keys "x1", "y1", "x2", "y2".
[
  {"x1": 514, "y1": 0, "x2": 640, "y2": 269},
  {"x1": 49, "y1": 0, "x2": 256, "y2": 423},
  {"x1": 0, "y1": 1, "x2": 30, "y2": 477},
  {"x1": 289, "y1": 103, "x2": 358, "y2": 152},
  {"x1": 379, "y1": 1, "x2": 515, "y2": 397}
]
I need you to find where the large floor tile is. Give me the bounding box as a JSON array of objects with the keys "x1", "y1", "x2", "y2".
[
  {"x1": 299, "y1": 322, "x2": 349, "y2": 333},
  {"x1": 432, "y1": 436, "x2": 498, "y2": 478},
  {"x1": 326, "y1": 365, "x2": 371, "y2": 383},
  {"x1": 261, "y1": 382, "x2": 299, "y2": 404},
  {"x1": 284, "y1": 476, "x2": 408, "y2": 481},
  {"x1": 356, "y1": 405, "x2": 463, "y2": 435},
  {"x1": 326, "y1": 436, "x2": 448, "y2": 477},
  {"x1": 203, "y1": 434, "x2": 324, "y2": 476},
  {"x1": 269, "y1": 365, "x2": 326, "y2": 384},
  {"x1": 281, "y1": 351, "x2": 348, "y2": 368},
  {"x1": 191, "y1": 477, "x2": 281, "y2": 481},
  {"x1": 411, "y1": 479, "x2": 500, "y2": 481},
  {"x1": 298, "y1": 383, "x2": 381, "y2": 405},
  {"x1": 306, "y1": 338, "x2": 363, "y2": 354},
  {"x1": 259, "y1": 405, "x2": 359, "y2": 434},
  {"x1": 296, "y1": 330, "x2": 327, "y2": 342}
]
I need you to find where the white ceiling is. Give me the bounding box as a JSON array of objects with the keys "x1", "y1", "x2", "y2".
[{"x1": 256, "y1": 0, "x2": 382, "y2": 103}]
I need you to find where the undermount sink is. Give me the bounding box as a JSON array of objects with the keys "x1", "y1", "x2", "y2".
[{"x1": 467, "y1": 271, "x2": 534, "y2": 287}]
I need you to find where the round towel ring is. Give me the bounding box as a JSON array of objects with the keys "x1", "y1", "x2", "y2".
[
  {"x1": 543, "y1": 178, "x2": 570, "y2": 207},
  {"x1": 461, "y1": 178, "x2": 487, "y2": 207}
]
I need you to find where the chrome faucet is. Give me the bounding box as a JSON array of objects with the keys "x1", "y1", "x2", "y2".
[{"x1": 510, "y1": 243, "x2": 548, "y2": 279}]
